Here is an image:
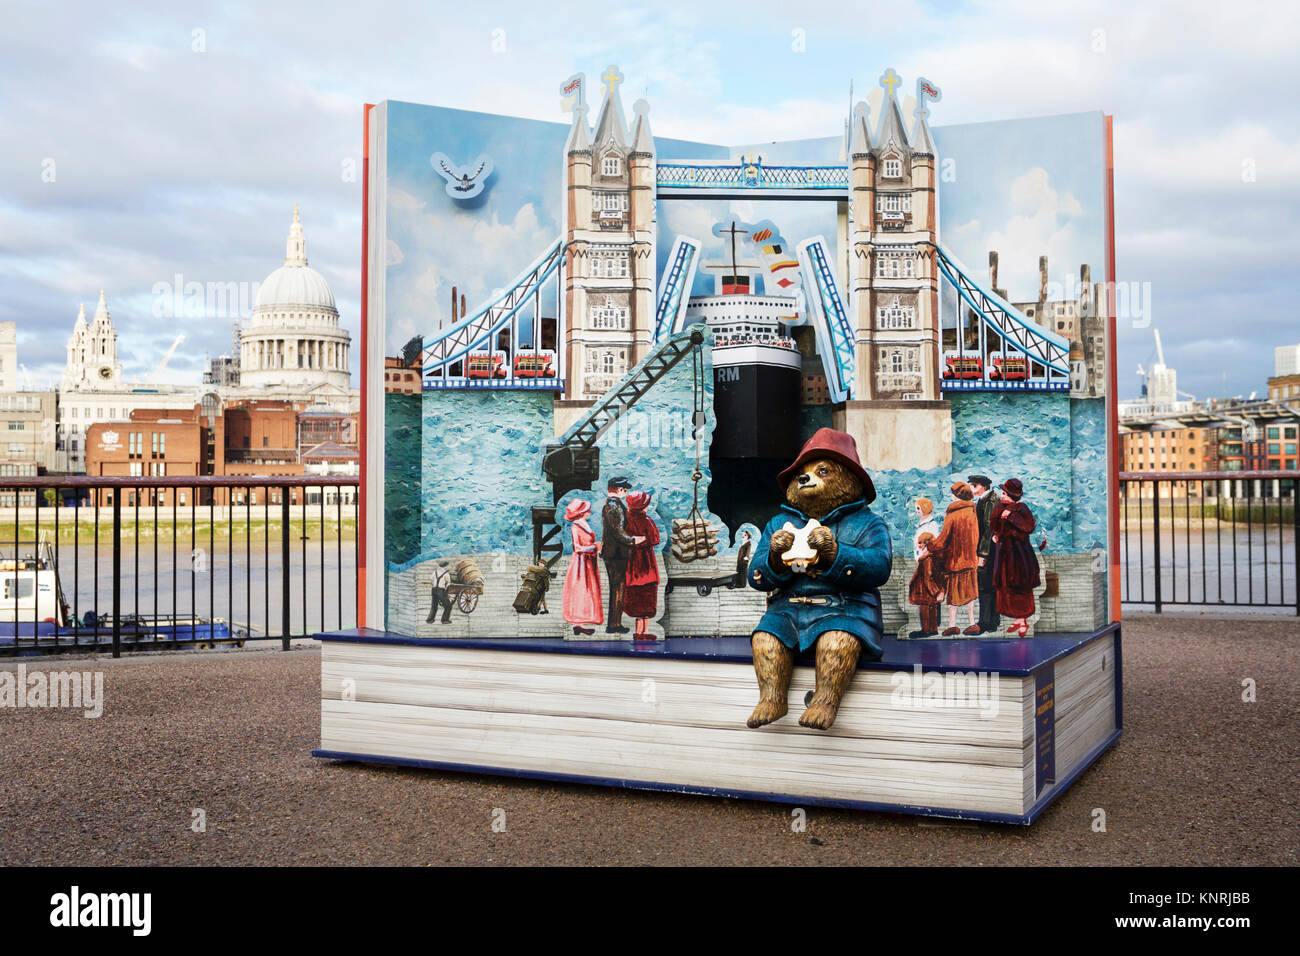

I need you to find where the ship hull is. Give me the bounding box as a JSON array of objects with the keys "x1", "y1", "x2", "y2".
[{"x1": 711, "y1": 361, "x2": 800, "y2": 460}]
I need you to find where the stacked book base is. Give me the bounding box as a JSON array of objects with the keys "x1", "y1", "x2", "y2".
[{"x1": 315, "y1": 626, "x2": 1121, "y2": 824}]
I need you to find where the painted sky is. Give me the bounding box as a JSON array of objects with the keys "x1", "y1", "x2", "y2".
[{"x1": 4, "y1": 0, "x2": 1296, "y2": 400}]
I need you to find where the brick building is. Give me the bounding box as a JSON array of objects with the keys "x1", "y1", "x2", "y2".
[
  {"x1": 221, "y1": 399, "x2": 303, "y2": 504},
  {"x1": 84, "y1": 399, "x2": 358, "y2": 507},
  {"x1": 1264, "y1": 422, "x2": 1298, "y2": 471},
  {"x1": 85, "y1": 405, "x2": 217, "y2": 507},
  {"x1": 384, "y1": 356, "x2": 420, "y2": 394},
  {"x1": 1120, "y1": 426, "x2": 1208, "y2": 497}
]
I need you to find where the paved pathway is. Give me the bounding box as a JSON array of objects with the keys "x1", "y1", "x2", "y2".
[{"x1": 2, "y1": 615, "x2": 1295, "y2": 865}]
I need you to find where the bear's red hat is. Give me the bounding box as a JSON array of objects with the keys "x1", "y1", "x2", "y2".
[{"x1": 777, "y1": 427, "x2": 876, "y2": 504}]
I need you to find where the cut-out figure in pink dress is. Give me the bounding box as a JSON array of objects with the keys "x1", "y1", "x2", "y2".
[{"x1": 562, "y1": 499, "x2": 603, "y2": 635}]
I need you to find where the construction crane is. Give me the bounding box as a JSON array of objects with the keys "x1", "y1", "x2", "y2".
[
  {"x1": 1138, "y1": 330, "x2": 1196, "y2": 404},
  {"x1": 531, "y1": 327, "x2": 705, "y2": 569},
  {"x1": 153, "y1": 334, "x2": 185, "y2": 380}
]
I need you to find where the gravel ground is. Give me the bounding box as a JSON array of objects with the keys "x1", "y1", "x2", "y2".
[{"x1": 2, "y1": 614, "x2": 1296, "y2": 866}]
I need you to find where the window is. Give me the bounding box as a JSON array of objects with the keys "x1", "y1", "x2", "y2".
[
  {"x1": 590, "y1": 249, "x2": 630, "y2": 278},
  {"x1": 602, "y1": 153, "x2": 621, "y2": 176},
  {"x1": 881, "y1": 346, "x2": 920, "y2": 374},
  {"x1": 583, "y1": 347, "x2": 628, "y2": 377},
  {"x1": 3, "y1": 576, "x2": 34, "y2": 600},
  {"x1": 875, "y1": 254, "x2": 915, "y2": 279},
  {"x1": 7, "y1": 421, "x2": 22, "y2": 431},
  {"x1": 590, "y1": 298, "x2": 629, "y2": 330},
  {"x1": 877, "y1": 299, "x2": 916, "y2": 329},
  {"x1": 875, "y1": 193, "x2": 912, "y2": 214},
  {"x1": 597, "y1": 193, "x2": 627, "y2": 212},
  {"x1": 882, "y1": 157, "x2": 902, "y2": 177}
]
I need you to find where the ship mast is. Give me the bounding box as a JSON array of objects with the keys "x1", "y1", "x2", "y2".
[{"x1": 721, "y1": 220, "x2": 747, "y2": 291}]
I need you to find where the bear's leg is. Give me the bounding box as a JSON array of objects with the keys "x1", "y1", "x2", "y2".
[
  {"x1": 747, "y1": 632, "x2": 794, "y2": 728},
  {"x1": 799, "y1": 630, "x2": 862, "y2": 730}
]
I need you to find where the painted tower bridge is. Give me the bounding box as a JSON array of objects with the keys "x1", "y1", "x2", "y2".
[{"x1": 417, "y1": 67, "x2": 1073, "y2": 467}]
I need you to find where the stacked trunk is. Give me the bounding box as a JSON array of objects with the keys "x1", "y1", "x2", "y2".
[{"x1": 670, "y1": 516, "x2": 720, "y2": 563}]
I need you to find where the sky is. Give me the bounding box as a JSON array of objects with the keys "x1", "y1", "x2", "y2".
[{"x1": 2, "y1": 0, "x2": 1296, "y2": 400}]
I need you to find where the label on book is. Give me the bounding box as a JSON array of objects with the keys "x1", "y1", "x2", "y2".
[{"x1": 1035, "y1": 664, "x2": 1056, "y2": 796}]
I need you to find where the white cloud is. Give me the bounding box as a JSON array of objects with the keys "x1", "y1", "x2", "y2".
[
  {"x1": 3, "y1": 0, "x2": 1295, "y2": 397},
  {"x1": 387, "y1": 194, "x2": 554, "y2": 337},
  {"x1": 949, "y1": 167, "x2": 1086, "y2": 300}
]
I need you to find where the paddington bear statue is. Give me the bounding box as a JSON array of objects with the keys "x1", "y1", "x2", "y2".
[{"x1": 746, "y1": 428, "x2": 892, "y2": 731}]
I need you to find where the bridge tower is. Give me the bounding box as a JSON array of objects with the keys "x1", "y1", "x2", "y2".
[
  {"x1": 839, "y1": 70, "x2": 951, "y2": 470},
  {"x1": 561, "y1": 66, "x2": 656, "y2": 411}
]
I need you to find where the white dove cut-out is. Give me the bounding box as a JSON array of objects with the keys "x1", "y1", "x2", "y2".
[
  {"x1": 431, "y1": 152, "x2": 494, "y2": 199},
  {"x1": 779, "y1": 518, "x2": 823, "y2": 574}
]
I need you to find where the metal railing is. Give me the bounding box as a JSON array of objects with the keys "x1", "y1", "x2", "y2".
[
  {"x1": 0, "y1": 476, "x2": 359, "y2": 657},
  {"x1": 1119, "y1": 470, "x2": 1298, "y2": 614}
]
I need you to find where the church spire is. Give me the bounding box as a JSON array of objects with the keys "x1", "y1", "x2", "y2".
[
  {"x1": 93, "y1": 289, "x2": 111, "y2": 324},
  {"x1": 630, "y1": 99, "x2": 654, "y2": 155},
  {"x1": 285, "y1": 203, "x2": 308, "y2": 267},
  {"x1": 850, "y1": 101, "x2": 873, "y2": 156},
  {"x1": 75, "y1": 302, "x2": 87, "y2": 328},
  {"x1": 874, "y1": 68, "x2": 910, "y2": 154},
  {"x1": 591, "y1": 64, "x2": 629, "y2": 148},
  {"x1": 566, "y1": 103, "x2": 590, "y2": 152}
]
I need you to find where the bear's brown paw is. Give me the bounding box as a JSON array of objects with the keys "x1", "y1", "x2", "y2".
[
  {"x1": 798, "y1": 698, "x2": 840, "y2": 730},
  {"x1": 747, "y1": 696, "x2": 788, "y2": 728}
]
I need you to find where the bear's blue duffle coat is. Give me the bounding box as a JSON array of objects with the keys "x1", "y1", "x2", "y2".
[{"x1": 747, "y1": 499, "x2": 892, "y2": 658}]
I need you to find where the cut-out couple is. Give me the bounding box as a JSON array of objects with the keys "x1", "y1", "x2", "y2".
[{"x1": 562, "y1": 477, "x2": 661, "y2": 637}]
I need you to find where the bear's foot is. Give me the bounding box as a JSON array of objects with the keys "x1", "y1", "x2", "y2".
[
  {"x1": 747, "y1": 695, "x2": 789, "y2": 728},
  {"x1": 747, "y1": 631, "x2": 794, "y2": 729},
  {"x1": 798, "y1": 630, "x2": 862, "y2": 731},
  {"x1": 798, "y1": 695, "x2": 840, "y2": 730}
]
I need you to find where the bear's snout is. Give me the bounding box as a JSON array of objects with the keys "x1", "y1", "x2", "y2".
[{"x1": 797, "y1": 473, "x2": 812, "y2": 486}]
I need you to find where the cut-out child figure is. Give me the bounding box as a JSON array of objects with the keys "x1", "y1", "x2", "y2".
[{"x1": 908, "y1": 532, "x2": 944, "y2": 638}]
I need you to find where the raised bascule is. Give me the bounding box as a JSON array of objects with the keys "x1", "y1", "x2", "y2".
[{"x1": 417, "y1": 66, "x2": 1071, "y2": 469}]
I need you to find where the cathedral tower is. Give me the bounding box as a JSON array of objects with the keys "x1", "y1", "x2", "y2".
[
  {"x1": 63, "y1": 291, "x2": 123, "y2": 390},
  {"x1": 561, "y1": 66, "x2": 656, "y2": 403}
]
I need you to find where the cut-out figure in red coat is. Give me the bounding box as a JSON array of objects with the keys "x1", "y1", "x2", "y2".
[
  {"x1": 990, "y1": 477, "x2": 1041, "y2": 637},
  {"x1": 623, "y1": 490, "x2": 661, "y2": 637},
  {"x1": 561, "y1": 499, "x2": 603, "y2": 635}
]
